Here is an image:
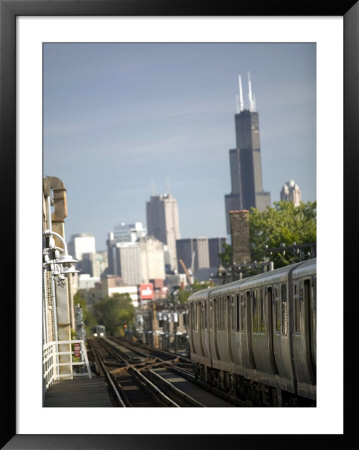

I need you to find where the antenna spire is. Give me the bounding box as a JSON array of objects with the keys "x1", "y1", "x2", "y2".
[
  {"x1": 238, "y1": 74, "x2": 244, "y2": 112},
  {"x1": 248, "y1": 71, "x2": 255, "y2": 112},
  {"x1": 151, "y1": 180, "x2": 156, "y2": 196}
]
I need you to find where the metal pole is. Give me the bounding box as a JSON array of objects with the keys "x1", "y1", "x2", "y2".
[
  {"x1": 46, "y1": 194, "x2": 60, "y2": 379},
  {"x1": 43, "y1": 269, "x2": 49, "y2": 344},
  {"x1": 50, "y1": 267, "x2": 60, "y2": 379}
]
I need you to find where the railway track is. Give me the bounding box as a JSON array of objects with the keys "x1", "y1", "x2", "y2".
[
  {"x1": 88, "y1": 337, "x2": 208, "y2": 407},
  {"x1": 108, "y1": 337, "x2": 249, "y2": 407}
]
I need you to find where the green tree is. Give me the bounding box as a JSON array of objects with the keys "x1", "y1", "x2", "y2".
[
  {"x1": 218, "y1": 243, "x2": 233, "y2": 268},
  {"x1": 92, "y1": 293, "x2": 135, "y2": 335},
  {"x1": 249, "y1": 201, "x2": 316, "y2": 268}
]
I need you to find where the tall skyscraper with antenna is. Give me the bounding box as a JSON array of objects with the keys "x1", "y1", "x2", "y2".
[{"x1": 224, "y1": 73, "x2": 271, "y2": 233}]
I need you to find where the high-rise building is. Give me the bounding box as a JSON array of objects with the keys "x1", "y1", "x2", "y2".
[
  {"x1": 146, "y1": 193, "x2": 180, "y2": 272},
  {"x1": 68, "y1": 233, "x2": 96, "y2": 260},
  {"x1": 81, "y1": 250, "x2": 108, "y2": 277},
  {"x1": 113, "y1": 222, "x2": 146, "y2": 243},
  {"x1": 224, "y1": 73, "x2": 271, "y2": 233},
  {"x1": 107, "y1": 231, "x2": 165, "y2": 284},
  {"x1": 208, "y1": 237, "x2": 227, "y2": 268},
  {"x1": 114, "y1": 241, "x2": 142, "y2": 285},
  {"x1": 176, "y1": 237, "x2": 210, "y2": 274},
  {"x1": 138, "y1": 236, "x2": 165, "y2": 281},
  {"x1": 106, "y1": 223, "x2": 145, "y2": 276},
  {"x1": 280, "y1": 180, "x2": 302, "y2": 206}
]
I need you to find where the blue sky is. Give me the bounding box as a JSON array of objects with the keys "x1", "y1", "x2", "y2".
[{"x1": 43, "y1": 43, "x2": 316, "y2": 251}]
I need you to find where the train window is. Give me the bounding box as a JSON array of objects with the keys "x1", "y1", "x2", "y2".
[
  {"x1": 221, "y1": 297, "x2": 225, "y2": 331},
  {"x1": 227, "y1": 296, "x2": 231, "y2": 331},
  {"x1": 233, "y1": 295, "x2": 237, "y2": 331},
  {"x1": 222, "y1": 297, "x2": 225, "y2": 331},
  {"x1": 201, "y1": 302, "x2": 204, "y2": 330},
  {"x1": 274, "y1": 287, "x2": 280, "y2": 333},
  {"x1": 193, "y1": 303, "x2": 197, "y2": 330},
  {"x1": 267, "y1": 287, "x2": 273, "y2": 332},
  {"x1": 260, "y1": 289, "x2": 265, "y2": 333},
  {"x1": 195, "y1": 303, "x2": 198, "y2": 330},
  {"x1": 236, "y1": 294, "x2": 240, "y2": 331},
  {"x1": 204, "y1": 302, "x2": 208, "y2": 329},
  {"x1": 294, "y1": 283, "x2": 301, "y2": 333},
  {"x1": 183, "y1": 312, "x2": 188, "y2": 327},
  {"x1": 231, "y1": 296, "x2": 235, "y2": 330},
  {"x1": 216, "y1": 298, "x2": 221, "y2": 330},
  {"x1": 281, "y1": 284, "x2": 288, "y2": 336},
  {"x1": 218, "y1": 298, "x2": 221, "y2": 330},
  {"x1": 240, "y1": 294, "x2": 245, "y2": 331},
  {"x1": 213, "y1": 298, "x2": 218, "y2": 331},
  {"x1": 218, "y1": 297, "x2": 223, "y2": 330},
  {"x1": 197, "y1": 303, "x2": 201, "y2": 330},
  {"x1": 252, "y1": 290, "x2": 258, "y2": 332},
  {"x1": 221, "y1": 297, "x2": 224, "y2": 330}
]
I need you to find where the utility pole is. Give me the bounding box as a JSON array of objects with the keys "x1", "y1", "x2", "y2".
[{"x1": 152, "y1": 301, "x2": 159, "y2": 348}]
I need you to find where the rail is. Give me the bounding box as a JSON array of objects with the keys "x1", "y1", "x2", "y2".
[{"x1": 43, "y1": 339, "x2": 92, "y2": 392}]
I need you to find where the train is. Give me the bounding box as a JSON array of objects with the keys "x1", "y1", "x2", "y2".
[
  {"x1": 92, "y1": 324, "x2": 106, "y2": 338},
  {"x1": 187, "y1": 258, "x2": 316, "y2": 406}
]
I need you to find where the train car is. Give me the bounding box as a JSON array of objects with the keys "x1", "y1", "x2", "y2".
[
  {"x1": 92, "y1": 324, "x2": 106, "y2": 337},
  {"x1": 188, "y1": 258, "x2": 316, "y2": 406}
]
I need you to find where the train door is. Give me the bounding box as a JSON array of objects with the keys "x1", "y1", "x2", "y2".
[
  {"x1": 227, "y1": 295, "x2": 234, "y2": 363},
  {"x1": 201, "y1": 298, "x2": 211, "y2": 363},
  {"x1": 230, "y1": 292, "x2": 244, "y2": 372},
  {"x1": 310, "y1": 276, "x2": 316, "y2": 373},
  {"x1": 242, "y1": 290, "x2": 256, "y2": 376},
  {"x1": 293, "y1": 278, "x2": 316, "y2": 385},
  {"x1": 188, "y1": 303, "x2": 195, "y2": 355},
  {"x1": 198, "y1": 301, "x2": 205, "y2": 356},
  {"x1": 303, "y1": 279, "x2": 315, "y2": 379},
  {"x1": 266, "y1": 286, "x2": 278, "y2": 374},
  {"x1": 272, "y1": 282, "x2": 296, "y2": 393},
  {"x1": 209, "y1": 297, "x2": 220, "y2": 361}
]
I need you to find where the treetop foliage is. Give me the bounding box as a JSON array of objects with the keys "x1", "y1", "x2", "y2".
[
  {"x1": 219, "y1": 201, "x2": 316, "y2": 269},
  {"x1": 92, "y1": 293, "x2": 135, "y2": 335},
  {"x1": 250, "y1": 200, "x2": 316, "y2": 268}
]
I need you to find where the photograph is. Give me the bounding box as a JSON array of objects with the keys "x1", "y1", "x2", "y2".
[
  {"x1": 42, "y1": 42, "x2": 317, "y2": 410},
  {"x1": 2, "y1": 2, "x2": 356, "y2": 448}
]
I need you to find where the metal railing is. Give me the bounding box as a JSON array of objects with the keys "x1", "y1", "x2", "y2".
[{"x1": 43, "y1": 339, "x2": 92, "y2": 391}]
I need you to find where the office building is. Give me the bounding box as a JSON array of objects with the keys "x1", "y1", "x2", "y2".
[
  {"x1": 107, "y1": 231, "x2": 165, "y2": 285},
  {"x1": 146, "y1": 193, "x2": 181, "y2": 272},
  {"x1": 280, "y1": 180, "x2": 302, "y2": 207},
  {"x1": 224, "y1": 73, "x2": 271, "y2": 233},
  {"x1": 112, "y1": 241, "x2": 142, "y2": 285},
  {"x1": 208, "y1": 237, "x2": 227, "y2": 268},
  {"x1": 138, "y1": 236, "x2": 165, "y2": 281},
  {"x1": 113, "y1": 222, "x2": 146, "y2": 243},
  {"x1": 81, "y1": 250, "x2": 108, "y2": 277},
  {"x1": 68, "y1": 233, "x2": 96, "y2": 261},
  {"x1": 176, "y1": 237, "x2": 210, "y2": 274}
]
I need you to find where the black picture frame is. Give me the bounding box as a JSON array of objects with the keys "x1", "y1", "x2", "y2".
[{"x1": 1, "y1": 1, "x2": 357, "y2": 449}]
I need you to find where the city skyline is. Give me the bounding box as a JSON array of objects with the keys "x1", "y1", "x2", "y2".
[{"x1": 43, "y1": 43, "x2": 316, "y2": 250}]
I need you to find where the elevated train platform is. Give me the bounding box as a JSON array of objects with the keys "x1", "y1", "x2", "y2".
[{"x1": 43, "y1": 376, "x2": 113, "y2": 407}]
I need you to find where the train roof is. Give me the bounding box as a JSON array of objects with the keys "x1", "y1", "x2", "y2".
[{"x1": 187, "y1": 258, "x2": 316, "y2": 302}]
